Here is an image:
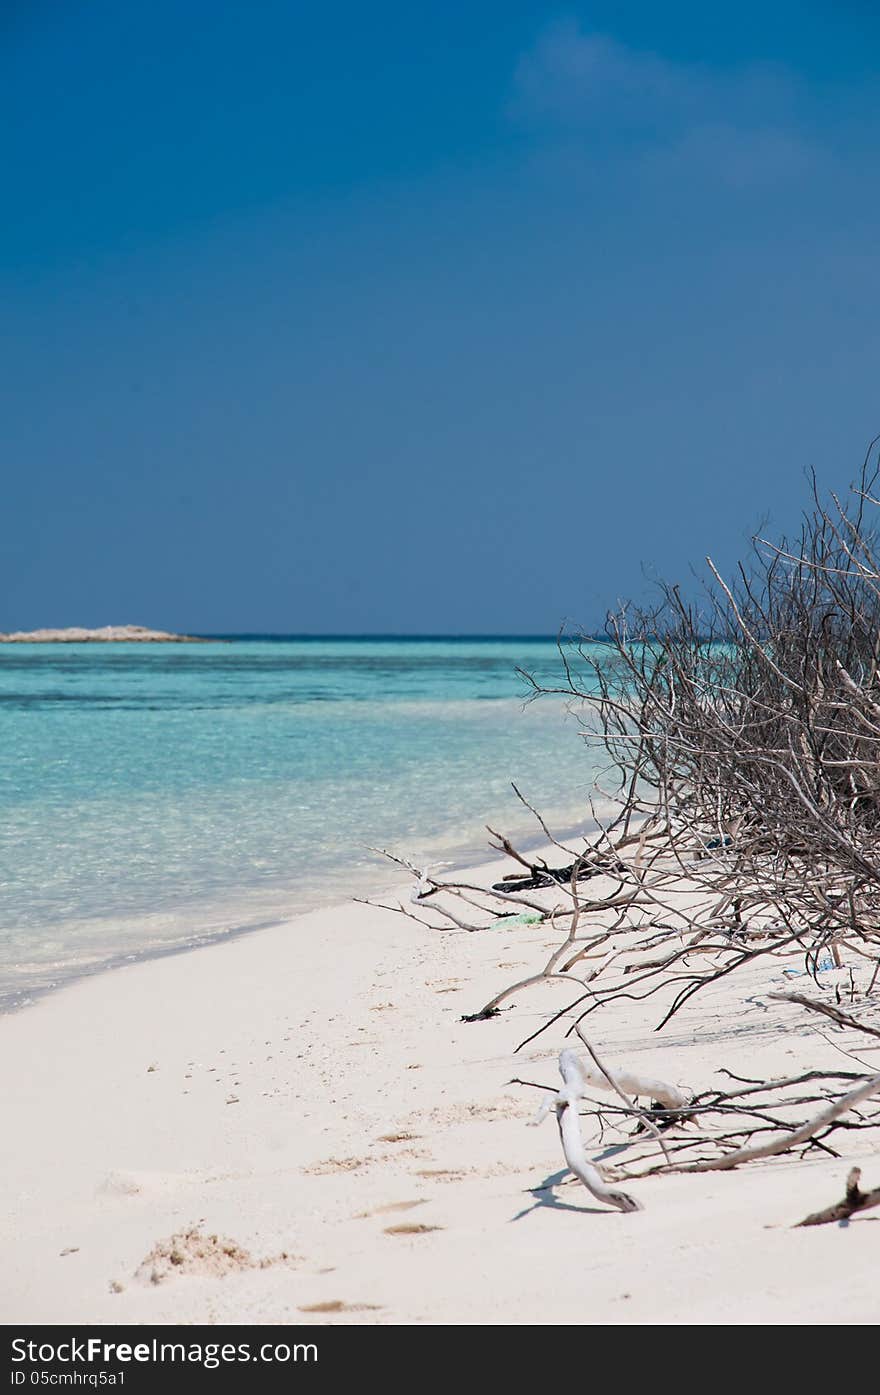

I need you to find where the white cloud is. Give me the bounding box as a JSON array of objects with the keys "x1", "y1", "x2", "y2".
[
  {"x1": 514, "y1": 22, "x2": 706, "y2": 119},
  {"x1": 650, "y1": 123, "x2": 815, "y2": 187},
  {"x1": 511, "y1": 20, "x2": 814, "y2": 186}
]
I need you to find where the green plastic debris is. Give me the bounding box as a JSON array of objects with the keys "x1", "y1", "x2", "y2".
[{"x1": 489, "y1": 912, "x2": 544, "y2": 929}]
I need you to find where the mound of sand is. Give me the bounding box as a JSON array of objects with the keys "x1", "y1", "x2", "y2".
[{"x1": 135, "y1": 1227, "x2": 294, "y2": 1285}]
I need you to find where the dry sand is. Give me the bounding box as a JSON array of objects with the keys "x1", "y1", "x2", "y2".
[{"x1": 2, "y1": 850, "x2": 878, "y2": 1326}]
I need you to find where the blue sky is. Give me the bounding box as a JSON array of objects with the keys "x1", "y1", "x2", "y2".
[{"x1": 2, "y1": 2, "x2": 878, "y2": 633}]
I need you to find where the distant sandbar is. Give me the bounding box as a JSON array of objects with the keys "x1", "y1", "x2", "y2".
[{"x1": 0, "y1": 625, "x2": 205, "y2": 643}]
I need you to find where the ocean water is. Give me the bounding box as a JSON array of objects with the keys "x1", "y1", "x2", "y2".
[{"x1": 0, "y1": 637, "x2": 612, "y2": 1008}]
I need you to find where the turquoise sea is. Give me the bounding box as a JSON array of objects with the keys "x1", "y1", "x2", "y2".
[{"x1": 0, "y1": 637, "x2": 610, "y2": 1008}]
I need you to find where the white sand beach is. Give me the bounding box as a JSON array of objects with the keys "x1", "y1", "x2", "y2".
[
  {"x1": 3, "y1": 847, "x2": 878, "y2": 1327},
  {"x1": 7, "y1": 0, "x2": 879, "y2": 1339}
]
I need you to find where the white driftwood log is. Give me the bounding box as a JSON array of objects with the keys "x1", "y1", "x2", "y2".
[
  {"x1": 410, "y1": 863, "x2": 449, "y2": 903},
  {"x1": 535, "y1": 1051, "x2": 642, "y2": 1212},
  {"x1": 559, "y1": 1047, "x2": 688, "y2": 1110}
]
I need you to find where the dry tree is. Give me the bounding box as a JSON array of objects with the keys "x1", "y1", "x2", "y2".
[{"x1": 371, "y1": 439, "x2": 880, "y2": 1208}]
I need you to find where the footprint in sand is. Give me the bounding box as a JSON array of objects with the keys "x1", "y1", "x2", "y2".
[
  {"x1": 98, "y1": 1170, "x2": 188, "y2": 1198},
  {"x1": 302, "y1": 1157, "x2": 365, "y2": 1175},
  {"x1": 298, "y1": 1301, "x2": 383, "y2": 1314},
  {"x1": 354, "y1": 1199, "x2": 427, "y2": 1219},
  {"x1": 384, "y1": 1223, "x2": 443, "y2": 1236},
  {"x1": 427, "y1": 1100, "x2": 527, "y2": 1126},
  {"x1": 99, "y1": 1172, "x2": 145, "y2": 1197}
]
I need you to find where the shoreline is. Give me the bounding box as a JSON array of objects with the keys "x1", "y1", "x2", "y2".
[
  {"x1": 1, "y1": 811, "x2": 604, "y2": 1016},
  {"x1": 3, "y1": 841, "x2": 879, "y2": 1325},
  {"x1": 2, "y1": 635, "x2": 600, "y2": 1020}
]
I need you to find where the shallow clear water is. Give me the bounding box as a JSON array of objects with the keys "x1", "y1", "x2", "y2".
[{"x1": 0, "y1": 637, "x2": 609, "y2": 1007}]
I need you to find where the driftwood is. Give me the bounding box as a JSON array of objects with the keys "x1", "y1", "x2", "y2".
[
  {"x1": 767, "y1": 991, "x2": 880, "y2": 1040},
  {"x1": 374, "y1": 441, "x2": 880, "y2": 1204},
  {"x1": 561, "y1": 1041, "x2": 688, "y2": 1111},
  {"x1": 796, "y1": 1167, "x2": 880, "y2": 1226},
  {"x1": 668, "y1": 1072, "x2": 880, "y2": 1174},
  {"x1": 527, "y1": 1050, "x2": 880, "y2": 1195},
  {"x1": 534, "y1": 1051, "x2": 641, "y2": 1213}
]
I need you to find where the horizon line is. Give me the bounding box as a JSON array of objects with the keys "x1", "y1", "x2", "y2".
[{"x1": 192, "y1": 631, "x2": 602, "y2": 641}]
